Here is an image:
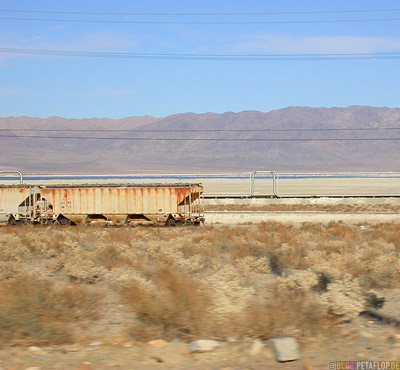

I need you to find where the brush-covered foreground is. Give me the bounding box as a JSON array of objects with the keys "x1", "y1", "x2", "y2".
[{"x1": 0, "y1": 222, "x2": 399, "y2": 368}]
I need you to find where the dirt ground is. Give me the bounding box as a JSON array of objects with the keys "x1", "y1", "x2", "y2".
[
  {"x1": 1, "y1": 211, "x2": 400, "y2": 369},
  {"x1": 204, "y1": 197, "x2": 400, "y2": 225},
  {"x1": 0, "y1": 315, "x2": 399, "y2": 369}
]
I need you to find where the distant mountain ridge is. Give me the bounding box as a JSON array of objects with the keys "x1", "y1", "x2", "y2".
[{"x1": 1, "y1": 106, "x2": 399, "y2": 173}]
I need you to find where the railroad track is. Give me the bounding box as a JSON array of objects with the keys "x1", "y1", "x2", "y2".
[{"x1": 2, "y1": 211, "x2": 398, "y2": 227}]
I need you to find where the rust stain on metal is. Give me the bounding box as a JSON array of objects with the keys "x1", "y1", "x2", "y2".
[
  {"x1": 1, "y1": 184, "x2": 204, "y2": 225},
  {"x1": 124, "y1": 187, "x2": 128, "y2": 214},
  {"x1": 85, "y1": 188, "x2": 89, "y2": 214}
]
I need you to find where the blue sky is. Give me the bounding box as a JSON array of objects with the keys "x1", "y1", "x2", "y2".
[{"x1": 0, "y1": 0, "x2": 399, "y2": 118}]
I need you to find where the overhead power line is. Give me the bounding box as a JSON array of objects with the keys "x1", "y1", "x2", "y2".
[
  {"x1": 1, "y1": 8, "x2": 400, "y2": 16},
  {"x1": 1, "y1": 135, "x2": 400, "y2": 142},
  {"x1": 2, "y1": 16, "x2": 400, "y2": 25},
  {"x1": 0, "y1": 127, "x2": 399, "y2": 133},
  {"x1": 1, "y1": 48, "x2": 400, "y2": 61}
]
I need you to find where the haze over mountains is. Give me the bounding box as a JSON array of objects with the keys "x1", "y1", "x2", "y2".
[{"x1": 1, "y1": 106, "x2": 399, "y2": 173}]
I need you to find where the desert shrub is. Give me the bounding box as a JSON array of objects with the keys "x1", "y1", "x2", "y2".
[
  {"x1": 0, "y1": 275, "x2": 100, "y2": 345},
  {"x1": 277, "y1": 270, "x2": 319, "y2": 293},
  {"x1": 94, "y1": 244, "x2": 132, "y2": 270},
  {"x1": 0, "y1": 221, "x2": 398, "y2": 345},
  {"x1": 243, "y1": 287, "x2": 330, "y2": 339},
  {"x1": 0, "y1": 261, "x2": 25, "y2": 280},
  {"x1": 276, "y1": 271, "x2": 369, "y2": 323},
  {"x1": 320, "y1": 275, "x2": 366, "y2": 322},
  {"x1": 122, "y1": 259, "x2": 332, "y2": 341},
  {"x1": 122, "y1": 267, "x2": 211, "y2": 341},
  {"x1": 63, "y1": 257, "x2": 107, "y2": 284}
]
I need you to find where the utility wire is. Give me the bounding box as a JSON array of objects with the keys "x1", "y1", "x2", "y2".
[
  {"x1": 1, "y1": 9, "x2": 400, "y2": 16},
  {"x1": 2, "y1": 16, "x2": 400, "y2": 24},
  {"x1": 1, "y1": 48, "x2": 400, "y2": 61},
  {"x1": 0, "y1": 127, "x2": 399, "y2": 132},
  {"x1": 1, "y1": 135, "x2": 400, "y2": 141}
]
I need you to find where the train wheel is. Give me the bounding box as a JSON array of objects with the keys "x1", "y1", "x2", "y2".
[{"x1": 166, "y1": 217, "x2": 176, "y2": 227}]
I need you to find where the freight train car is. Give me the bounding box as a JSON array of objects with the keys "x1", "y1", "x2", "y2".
[{"x1": 0, "y1": 183, "x2": 204, "y2": 226}]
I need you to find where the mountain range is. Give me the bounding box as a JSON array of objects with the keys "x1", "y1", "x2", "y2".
[{"x1": 0, "y1": 106, "x2": 399, "y2": 173}]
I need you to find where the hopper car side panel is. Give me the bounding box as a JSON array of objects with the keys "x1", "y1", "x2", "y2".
[
  {"x1": 0, "y1": 184, "x2": 204, "y2": 225},
  {"x1": 41, "y1": 186, "x2": 191, "y2": 215},
  {"x1": 0, "y1": 187, "x2": 31, "y2": 223}
]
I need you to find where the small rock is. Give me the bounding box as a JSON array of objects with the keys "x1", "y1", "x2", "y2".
[
  {"x1": 304, "y1": 362, "x2": 313, "y2": 370},
  {"x1": 360, "y1": 331, "x2": 374, "y2": 339},
  {"x1": 28, "y1": 347, "x2": 46, "y2": 356},
  {"x1": 75, "y1": 362, "x2": 94, "y2": 370},
  {"x1": 87, "y1": 346, "x2": 99, "y2": 351},
  {"x1": 124, "y1": 342, "x2": 133, "y2": 348},
  {"x1": 89, "y1": 341, "x2": 103, "y2": 346},
  {"x1": 341, "y1": 329, "x2": 352, "y2": 336},
  {"x1": 249, "y1": 339, "x2": 264, "y2": 356},
  {"x1": 189, "y1": 340, "x2": 220, "y2": 353},
  {"x1": 147, "y1": 339, "x2": 168, "y2": 348},
  {"x1": 269, "y1": 337, "x2": 300, "y2": 362},
  {"x1": 150, "y1": 356, "x2": 164, "y2": 363},
  {"x1": 60, "y1": 350, "x2": 68, "y2": 354},
  {"x1": 171, "y1": 338, "x2": 181, "y2": 343}
]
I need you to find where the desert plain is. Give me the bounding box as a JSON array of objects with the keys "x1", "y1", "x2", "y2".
[{"x1": 0, "y1": 175, "x2": 399, "y2": 369}]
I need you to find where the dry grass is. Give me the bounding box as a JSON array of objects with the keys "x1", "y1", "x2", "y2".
[
  {"x1": 0, "y1": 275, "x2": 100, "y2": 345},
  {"x1": 122, "y1": 267, "x2": 212, "y2": 341},
  {"x1": 0, "y1": 221, "x2": 399, "y2": 345}
]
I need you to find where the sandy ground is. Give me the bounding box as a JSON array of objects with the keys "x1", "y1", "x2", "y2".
[
  {"x1": 1, "y1": 222, "x2": 400, "y2": 369},
  {"x1": 204, "y1": 197, "x2": 400, "y2": 225},
  {"x1": 0, "y1": 316, "x2": 399, "y2": 369},
  {"x1": 204, "y1": 211, "x2": 400, "y2": 225}
]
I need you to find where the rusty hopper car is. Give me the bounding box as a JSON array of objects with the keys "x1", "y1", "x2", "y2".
[{"x1": 0, "y1": 183, "x2": 204, "y2": 226}]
